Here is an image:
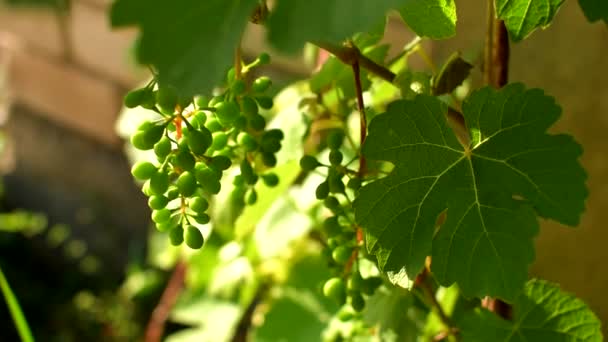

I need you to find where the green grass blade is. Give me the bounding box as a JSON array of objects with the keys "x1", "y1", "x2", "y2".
[{"x1": 0, "y1": 265, "x2": 34, "y2": 342}]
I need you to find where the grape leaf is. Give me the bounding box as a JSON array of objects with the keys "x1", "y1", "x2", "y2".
[
  {"x1": 578, "y1": 0, "x2": 608, "y2": 23},
  {"x1": 354, "y1": 83, "x2": 587, "y2": 301},
  {"x1": 399, "y1": 0, "x2": 457, "y2": 40},
  {"x1": 460, "y1": 279, "x2": 602, "y2": 341},
  {"x1": 495, "y1": 0, "x2": 565, "y2": 41},
  {"x1": 268, "y1": 0, "x2": 456, "y2": 53},
  {"x1": 110, "y1": 0, "x2": 257, "y2": 96}
]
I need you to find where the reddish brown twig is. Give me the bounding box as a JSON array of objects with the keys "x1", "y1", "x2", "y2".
[{"x1": 145, "y1": 261, "x2": 187, "y2": 342}]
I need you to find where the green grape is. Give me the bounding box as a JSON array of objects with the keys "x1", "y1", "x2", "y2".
[
  {"x1": 189, "y1": 196, "x2": 208, "y2": 214},
  {"x1": 240, "y1": 96, "x2": 258, "y2": 116},
  {"x1": 260, "y1": 135, "x2": 281, "y2": 154},
  {"x1": 324, "y1": 196, "x2": 341, "y2": 212},
  {"x1": 230, "y1": 186, "x2": 247, "y2": 205},
  {"x1": 155, "y1": 219, "x2": 177, "y2": 233},
  {"x1": 335, "y1": 231, "x2": 355, "y2": 244},
  {"x1": 149, "y1": 171, "x2": 170, "y2": 195},
  {"x1": 174, "y1": 149, "x2": 195, "y2": 171},
  {"x1": 166, "y1": 186, "x2": 180, "y2": 200},
  {"x1": 136, "y1": 120, "x2": 155, "y2": 132},
  {"x1": 185, "y1": 225, "x2": 204, "y2": 249},
  {"x1": 193, "y1": 213, "x2": 210, "y2": 224},
  {"x1": 327, "y1": 238, "x2": 339, "y2": 250},
  {"x1": 131, "y1": 161, "x2": 157, "y2": 180},
  {"x1": 240, "y1": 160, "x2": 256, "y2": 184},
  {"x1": 178, "y1": 94, "x2": 192, "y2": 109},
  {"x1": 156, "y1": 86, "x2": 178, "y2": 114},
  {"x1": 332, "y1": 245, "x2": 353, "y2": 264},
  {"x1": 190, "y1": 110, "x2": 207, "y2": 128},
  {"x1": 264, "y1": 129, "x2": 284, "y2": 141},
  {"x1": 337, "y1": 309, "x2": 355, "y2": 322},
  {"x1": 255, "y1": 96, "x2": 273, "y2": 109},
  {"x1": 231, "y1": 79, "x2": 246, "y2": 95},
  {"x1": 261, "y1": 152, "x2": 277, "y2": 167},
  {"x1": 323, "y1": 216, "x2": 342, "y2": 237},
  {"x1": 329, "y1": 150, "x2": 343, "y2": 166},
  {"x1": 300, "y1": 155, "x2": 320, "y2": 171},
  {"x1": 261, "y1": 173, "x2": 279, "y2": 187},
  {"x1": 195, "y1": 95, "x2": 209, "y2": 108},
  {"x1": 187, "y1": 128, "x2": 213, "y2": 155},
  {"x1": 142, "y1": 181, "x2": 152, "y2": 196},
  {"x1": 327, "y1": 130, "x2": 345, "y2": 150},
  {"x1": 347, "y1": 177, "x2": 362, "y2": 191},
  {"x1": 316, "y1": 181, "x2": 330, "y2": 200},
  {"x1": 215, "y1": 100, "x2": 240, "y2": 126},
  {"x1": 143, "y1": 125, "x2": 165, "y2": 147},
  {"x1": 328, "y1": 172, "x2": 345, "y2": 194},
  {"x1": 252, "y1": 76, "x2": 272, "y2": 93},
  {"x1": 361, "y1": 277, "x2": 383, "y2": 296},
  {"x1": 237, "y1": 132, "x2": 258, "y2": 152},
  {"x1": 169, "y1": 226, "x2": 184, "y2": 246},
  {"x1": 211, "y1": 132, "x2": 228, "y2": 150},
  {"x1": 154, "y1": 136, "x2": 172, "y2": 160},
  {"x1": 248, "y1": 114, "x2": 266, "y2": 131},
  {"x1": 207, "y1": 156, "x2": 230, "y2": 172},
  {"x1": 350, "y1": 292, "x2": 365, "y2": 312},
  {"x1": 226, "y1": 68, "x2": 236, "y2": 83},
  {"x1": 205, "y1": 118, "x2": 223, "y2": 132},
  {"x1": 195, "y1": 165, "x2": 222, "y2": 194},
  {"x1": 140, "y1": 89, "x2": 157, "y2": 109},
  {"x1": 233, "y1": 175, "x2": 245, "y2": 187},
  {"x1": 323, "y1": 277, "x2": 346, "y2": 305},
  {"x1": 208, "y1": 95, "x2": 224, "y2": 108},
  {"x1": 148, "y1": 195, "x2": 169, "y2": 210},
  {"x1": 131, "y1": 131, "x2": 154, "y2": 150},
  {"x1": 258, "y1": 52, "x2": 270, "y2": 65},
  {"x1": 152, "y1": 208, "x2": 171, "y2": 223},
  {"x1": 177, "y1": 171, "x2": 197, "y2": 197},
  {"x1": 233, "y1": 116, "x2": 246, "y2": 131},
  {"x1": 246, "y1": 189, "x2": 258, "y2": 205},
  {"x1": 124, "y1": 88, "x2": 148, "y2": 108},
  {"x1": 166, "y1": 122, "x2": 176, "y2": 132},
  {"x1": 349, "y1": 271, "x2": 364, "y2": 291}
]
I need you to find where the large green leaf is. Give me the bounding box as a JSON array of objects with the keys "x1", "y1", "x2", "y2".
[
  {"x1": 460, "y1": 279, "x2": 602, "y2": 341},
  {"x1": 399, "y1": 0, "x2": 457, "y2": 40},
  {"x1": 578, "y1": 0, "x2": 608, "y2": 23},
  {"x1": 495, "y1": 0, "x2": 565, "y2": 42},
  {"x1": 267, "y1": 0, "x2": 456, "y2": 53},
  {"x1": 354, "y1": 83, "x2": 587, "y2": 301},
  {"x1": 110, "y1": 0, "x2": 257, "y2": 96}
]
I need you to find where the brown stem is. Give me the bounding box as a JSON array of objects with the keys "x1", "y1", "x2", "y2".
[
  {"x1": 351, "y1": 58, "x2": 367, "y2": 176},
  {"x1": 481, "y1": 1, "x2": 512, "y2": 321},
  {"x1": 235, "y1": 40, "x2": 243, "y2": 80},
  {"x1": 145, "y1": 261, "x2": 187, "y2": 342},
  {"x1": 312, "y1": 41, "x2": 396, "y2": 83},
  {"x1": 231, "y1": 282, "x2": 270, "y2": 342},
  {"x1": 414, "y1": 270, "x2": 459, "y2": 340}
]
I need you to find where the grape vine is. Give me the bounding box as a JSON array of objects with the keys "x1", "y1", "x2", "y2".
[{"x1": 111, "y1": 0, "x2": 605, "y2": 341}]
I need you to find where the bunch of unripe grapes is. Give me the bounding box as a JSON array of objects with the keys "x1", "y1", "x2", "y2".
[
  {"x1": 127, "y1": 53, "x2": 283, "y2": 249},
  {"x1": 300, "y1": 129, "x2": 382, "y2": 313}
]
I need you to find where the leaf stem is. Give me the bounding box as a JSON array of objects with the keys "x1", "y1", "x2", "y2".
[
  {"x1": 144, "y1": 261, "x2": 187, "y2": 342},
  {"x1": 481, "y1": 0, "x2": 512, "y2": 320},
  {"x1": 0, "y1": 265, "x2": 34, "y2": 342},
  {"x1": 351, "y1": 54, "x2": 367, "y2": 176}
]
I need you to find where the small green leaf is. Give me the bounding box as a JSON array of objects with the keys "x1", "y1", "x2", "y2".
[
  {"x1": 110, "y1": 0, "x2": 257, "y2": 96},
  {"x1": 495, "y1": 0, "x2": 565, "y2": 42},
  {"x1": 578, "y1": 0, "x2": 608, "y2": 23},
  {"x1": 432, "y1": 52, "x2": 473, "y2": 95},
  {"x1": 460, "y1": 279, "x2": 602, "y2": 342},
  {"x1": 354, "y1": 83, "x2": 587, "y2": 301},
  {"x1": 399, "y1": 0, "x2": 457, "y2": 39}
]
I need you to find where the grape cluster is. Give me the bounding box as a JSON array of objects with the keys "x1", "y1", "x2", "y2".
[
  {"x1": 300, "y1": 129, "x2": 381, "y2": 313},
  {"x1": 127, "y1": 54, "x2": 283, "y2": 249}
]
